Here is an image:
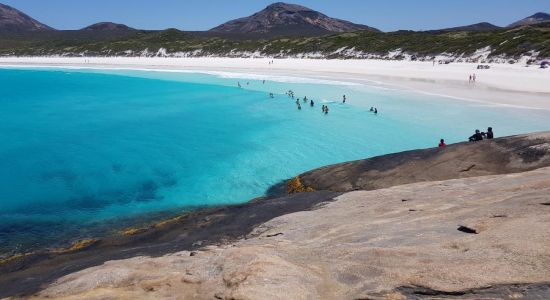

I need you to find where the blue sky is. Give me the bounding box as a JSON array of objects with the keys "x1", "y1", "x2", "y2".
[{"x1": 3, "y1": 0, "x2": 550, "y2": 31}]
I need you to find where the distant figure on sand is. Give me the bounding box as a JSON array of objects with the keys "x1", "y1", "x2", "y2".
[
  {"x1": 485, "y1": 127, "x2": 494, "y2": 139},
  {"x1": 439, "y1": 139, "x2": 446, "y2": 148},
  {"x1": 469, "y1": 129, "x2": 484, "y2": 142},
  {"x1": 473, "y1": 73, "x2": 476, "y2": 82}
]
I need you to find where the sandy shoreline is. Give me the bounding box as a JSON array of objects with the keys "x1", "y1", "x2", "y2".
[{"x1": 1, "y1": 57, "x2": 550, "y2": 110}]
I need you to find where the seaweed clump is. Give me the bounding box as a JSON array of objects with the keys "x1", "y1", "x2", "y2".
[{"x1": 287, "y1": 176, "x2": 315, "y2": 194}]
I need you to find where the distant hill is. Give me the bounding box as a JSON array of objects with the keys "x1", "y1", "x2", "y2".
[
  {"x1": 433, "y1": 22, "x2": 501, "y2": 33},
  {"x1": 0, "y1": 3, "x2": 53, "y2": 32},
  {"x1": 509, "y1": 12, "x2": 550, "y2": 27},
  {"x1": 209, "y1": 2, "x2": 378, "y2": 36},
  {"x1": 80, "y1": 22, "x2": 136, "y2": 32}
]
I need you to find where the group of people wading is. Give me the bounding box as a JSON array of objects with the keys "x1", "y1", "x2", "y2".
[
  {"x1": 285, "y1": 90, "x2": 339, "y2": 115},
  {"x1": 239, "y1": 81, "x2": 385, "y2": 119}
]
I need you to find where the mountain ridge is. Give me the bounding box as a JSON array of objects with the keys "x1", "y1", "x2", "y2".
[
  {"x1": 209, "y1": 2, "x2": 379, "y2": 36},
  {"x1": 431, "y1": 22, "x2": 501, "y2": 32},
  {"x1": 80, "y1": 22, "x2": 136, "y2": 32},
  {"x1": 509, "y1": 12, "x2": 550, "y2": 27},
  {"x1": 0, "y1": 3, "x2": 53, "y2": 32}
]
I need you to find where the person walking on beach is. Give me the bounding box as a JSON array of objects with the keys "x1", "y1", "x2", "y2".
[
  {"x1": 439, "y1": 139, "x2": 446, "y2": 148},
  {"x1": 469, "y1": 75, "x2": 472, "y2": 83},
  {"x1": 473, "y1": 73, "x2": 476, "y2": 83}
]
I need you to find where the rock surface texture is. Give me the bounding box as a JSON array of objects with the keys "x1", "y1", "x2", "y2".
[{"x1": 31, "y1": 133, "x2": 550, "y2": 299}]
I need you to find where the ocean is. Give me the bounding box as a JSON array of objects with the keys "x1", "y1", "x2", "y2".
[{"x1": 0, "y1": 67, "x2": 548, "y2": 255}]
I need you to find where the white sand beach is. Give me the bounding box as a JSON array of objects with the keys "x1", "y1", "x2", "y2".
[{"x1": 1, "y1": 57, "x2": 550, "y2": 110}]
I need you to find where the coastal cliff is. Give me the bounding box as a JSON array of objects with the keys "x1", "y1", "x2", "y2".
[{"x1": 3, "y1": 132, "x2": 550, "y2": 299}]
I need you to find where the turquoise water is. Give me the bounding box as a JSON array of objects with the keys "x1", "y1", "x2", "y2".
[{"x1": 0, "y1": 67, "x2": 548, "y2": 254}]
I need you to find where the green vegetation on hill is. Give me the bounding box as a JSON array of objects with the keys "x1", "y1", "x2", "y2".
[{"x1": 1, "y1": 23, "x2": 549, "y2": 60}]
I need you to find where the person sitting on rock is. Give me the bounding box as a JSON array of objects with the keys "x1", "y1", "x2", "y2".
[
  {"x1": 469, "y1": 129, "x2": 484, "y2": 142},
  {"x1": 485, "y1": 127, "x2": 494, "y2": 139}
]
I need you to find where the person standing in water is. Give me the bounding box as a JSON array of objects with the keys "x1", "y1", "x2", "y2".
[
  {"x1": 343, "y1": 95, "x2": 346, "y2": 103},
  {"x1": 374, "y1": 108, "x2": 378, "y2": 114},
  {"x1": 310, "y1": 99, "x2": 314, "y2": 107},
  {"x1": 439, "y1": 139, "x2": 446, "y2": 148}
]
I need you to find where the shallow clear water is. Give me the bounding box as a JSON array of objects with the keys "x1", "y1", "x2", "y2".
[{"x1": 0, "y1": 67, "x2": 548, "y2": 254}]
